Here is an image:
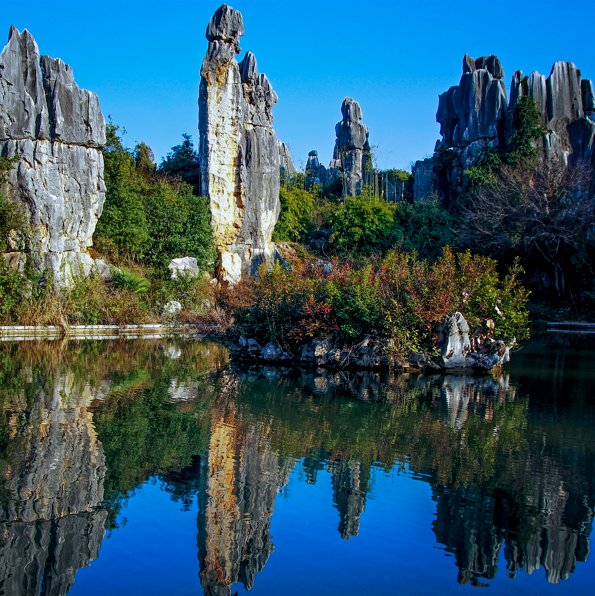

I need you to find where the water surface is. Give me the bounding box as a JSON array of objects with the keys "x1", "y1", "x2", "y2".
[{"x1": 0, "y1": 336, "x2": 593, "y2": 594}]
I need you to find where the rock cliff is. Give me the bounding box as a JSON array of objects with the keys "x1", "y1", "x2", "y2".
[
  {"x1": 0, "y1": 26, "x2": 106, "y2": 285},
  {"x1": 508, "y1": 61, "x2": 595, "y2": 167},
  {"x1": 415, "y1": 54, "x2": 595, "y2": 205},
  {"x1": 278, "y1": 140, "x2": 296, "y2": 180},
  {"x1": 199, "y1": 5, "x2": 281, "y2": 284}
]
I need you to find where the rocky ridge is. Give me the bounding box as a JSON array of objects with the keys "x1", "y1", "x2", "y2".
[
  {"x1": 199, "y1": 4, "x2": 281, "y2": 284},
  {"x1": 0, "y1": 26, "x2": 106, "y2": 285},
  {"x1": 414, "y1": 54, "x2": 595, "y2": 205}
]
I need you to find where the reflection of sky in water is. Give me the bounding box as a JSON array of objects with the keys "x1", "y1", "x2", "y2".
[
  {"x1": 1, "y1": 337, "x2": 594, "y2": 595},
  {"x1": 71, "y1": 462, "x2": 595, "y2": 596}
]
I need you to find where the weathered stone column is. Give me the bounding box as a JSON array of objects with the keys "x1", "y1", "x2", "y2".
[{"x1": 199, "y1": 4, "x2": 281, "y2": 284}]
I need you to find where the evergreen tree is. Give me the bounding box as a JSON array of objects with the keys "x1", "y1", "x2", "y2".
[{"x1": 158, "y1": 134, "x2": 201, "y2": 193}]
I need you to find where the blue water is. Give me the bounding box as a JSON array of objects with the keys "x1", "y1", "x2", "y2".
[{"x1": 0, "y1": 337, "x2": 594, "y2": 595}]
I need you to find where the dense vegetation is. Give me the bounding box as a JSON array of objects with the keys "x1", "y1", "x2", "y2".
[
  {"x1": 238, "y1": 249, "x2": 529, "y2": 357},
  {"x1": 94, "y1": 124, "x2": 216, "y2": 272}
]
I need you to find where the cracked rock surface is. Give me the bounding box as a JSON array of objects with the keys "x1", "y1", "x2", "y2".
[
  {"x1": 0, "y1": 26, "x2": 105, "y2": 286},
  {"x1": 199, "y1": 4, "x2": 280, "y2": 284}
]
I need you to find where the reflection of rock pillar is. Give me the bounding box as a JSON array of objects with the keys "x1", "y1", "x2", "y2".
[
  {"x1": 504, "y1": 469, "x2": 593, "y2": 584},
  {"x1": 0, "y1": 370, "x2": 106, "y2": 522},
  {"x1": 197, "y1": 413, "x2": 290, "y2": 596},
  {"x1": 0, "y1": 511, "x2": 107, "y2": 596},
  {"x1": 0, "y1": 371, "x2": 108, "y2": 596},
  {"x1": 328, "y1": 458, "x2": 370, "y2": 539},
  {"x1": 432, "y1": 486, "x2": 503, "y2": 586}
]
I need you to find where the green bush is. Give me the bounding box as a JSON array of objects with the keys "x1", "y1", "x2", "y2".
[
  {"x1": 238, "y1": 248, "x2": 530, "y2": 356},
  {"x1": 330, "y1": 194, "x2": 397, "y2": 254},
  {"x1": 111, "y1": 268, "x2": 150, "y2": 294},
  {"x1": 94, "y1": 123, "x2": 216, "y2": 273},
  {"x1": 273, "y1": 186, "x2": 315, "y2": 242},
  {"x1": 393, "y1": 200, "x2": 458, "y2": 261}
]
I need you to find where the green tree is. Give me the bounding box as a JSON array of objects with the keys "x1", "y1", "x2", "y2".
[
  {"x1": 95, "y1": 122, "x2": 150, "y2": 258},
  {"x1": 95, "y1": 123, "x2": 216, "y2": 272},
  {"x1": 133, "y1": 142, "x2": 156, "y2": 176},
  {"x1": 158, "y1": 134, "x2": 201, "y2": 192},
  {"x1": 330, "y1": 194, "x2": 396, "y2": 254}
]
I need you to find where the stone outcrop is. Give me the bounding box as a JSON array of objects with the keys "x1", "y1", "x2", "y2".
[
  {"x1": 232, "y1": 312, "x2": 511, "y2": 372},
  {"x1": 168, "y1": 256, "x2": 199, "y2": 279},
  {"x1": 416, "y1": 54, "x2": 595, "y2": 204},
  {"x1": 332, "y1": 97, "x2": 370, "y2": 197},
  {"x1": 0, "y1": 26, "x2": 106, "y2": 285},
  {"x1": 278, "y1": 140, "x2": 296, "y2": 179},
  {"x1": 199, "y1": 5, "x2": 281, "y2": 284},
  {"x1": 305, "y1": 149, "x2": 327, "y2": 188},
  {"x1": 437, "y1": 312, "x2": 511, "y2": 370}
]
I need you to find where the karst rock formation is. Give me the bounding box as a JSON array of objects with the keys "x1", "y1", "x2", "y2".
[
  {"x1": 332, "y1": 97, "x2": 370, "y2": 196},
  {"x1": 414, "y1": 54, "x2": 595, "y2": 206},
  {"x1": 199, "y1": 4, "x2": 281, "y2": 284},
  {"x1": 0, "y1": 26, "x2": 106, "y2": 286},
  {"x1": 306, "y1": 97, "x2": 370, "y2": 197}
]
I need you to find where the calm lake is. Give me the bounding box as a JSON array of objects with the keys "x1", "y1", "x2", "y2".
[{"x1": 0, "y1": 336, "x2": 594, "y2": 595}]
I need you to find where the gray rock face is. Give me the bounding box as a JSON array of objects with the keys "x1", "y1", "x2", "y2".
[
  {"x1": 0, "y1": 26, "x2": 106, "y2": 286},
  {"x1": 199, "y1": 5, "x2": 280, "y2": 284},
  {"x1": 420, "y1": 54, "x2": 595, "y2": 205},
  {"x1": 437, "y1": 59, "x2": 508, "y2": 150},
  {"x1": 412, "y1": 157, "x2": 437, "y2": 201},
  {"x1": 508, "y1": 61, "x2": 595, "y2": 167},
  {"x1": 332, "y1": 97, "x2": 370, "y2": 197},
  {"x1": 278, "y1": 140, "x2": 296, "y2": 179}
]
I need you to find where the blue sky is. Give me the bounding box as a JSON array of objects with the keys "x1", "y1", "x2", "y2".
[{"x1": 3, "y1": 0, "x2": 594, "y2": 171}]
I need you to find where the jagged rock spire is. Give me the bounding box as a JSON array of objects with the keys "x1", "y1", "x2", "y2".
[{"x1": 199, "y1": 4, "x2": 281, "y2": 284}]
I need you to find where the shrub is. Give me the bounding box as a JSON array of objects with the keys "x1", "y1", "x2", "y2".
[
  {"x1": 111, "y1": 268, "x2": 151, "y2": 294},
  {"x1": 237, "y1": 249, "x2": 530, "y2": 357},
  {"x1": 94, "y1": 123, "x2": 216, "y2": 273},
  {"x1": 330, "y1": 195, "x2": 397, "y2": 254},
  {"x1": 273, "y1": 186, "x2": 315, "y2": 242}
]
